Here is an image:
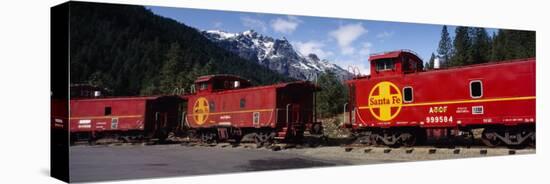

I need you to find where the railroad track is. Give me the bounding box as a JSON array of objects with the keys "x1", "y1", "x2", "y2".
[
  {"x1": 71, "y1": 136, "x2": 535, "y2": 157},
  {"x1": 340, "y1": 145, "x2": 534, "y2": 156}
]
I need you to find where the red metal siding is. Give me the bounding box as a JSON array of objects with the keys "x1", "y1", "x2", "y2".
[
  {"x1": 349, "y1": 58, "x2": 535, "y2": 129},
  {"x1": 69, "y1": 97, "x2": 153, "y2": 133},
  {"x1": 187, "y1": 87, "x2": 277, "y2": 128}
]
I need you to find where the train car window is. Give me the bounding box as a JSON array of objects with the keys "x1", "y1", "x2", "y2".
[
  {"x1": 104, "y1": 107, "x2": 112, "y2": 116},
  {"x1": 213, "y1": 81, "x2": 224, "y2": 90},
  {"x1": 209, "y1": 102, "x2": 216, "y2": 112},
  {"x1": 470, "y1": 80, "x2": 483, "y2": 98},
  {"x1": 223, "y1": 81, "x2": 231, "y2": 89},
  {"x1": 403, "y1": 87, "x2": 413, "y2": 102},
  {"x1": 376, "y1": 59, "x2": 395, "y2": 71},
  {"x1": 240, "y1": 98, "x2": 246, "y2": 108},
  {"x1": 199, "y1": 83, "x2": 208, "y2": 91}
]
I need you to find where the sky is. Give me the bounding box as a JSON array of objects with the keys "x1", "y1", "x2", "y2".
[{"x1": 146, "y1": 5, "x2": 497, "y2": 74}]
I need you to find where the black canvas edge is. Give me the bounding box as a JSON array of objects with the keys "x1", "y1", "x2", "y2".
[{"x1": 51, "y1": 1, "x2": 70, "y2": 183}]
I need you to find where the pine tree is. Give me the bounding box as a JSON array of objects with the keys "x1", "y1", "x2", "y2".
[
  {"x1": 316, "y1": 71, "x2": 348, "y2": 118},
  {"x1": 490, "y1": 29, "x2": 535, "y2": 61},
  {"x1": 469, "y1": 27, "x2": 491, "y2": 64},
  {"x1": 158, "y1": 42, "x2": 183, "y2": 94},
  {"x1": 491, "y1": 30, "x2": 507, "y2": 61},
  {"x1": 202, "y1": 58, "x2": 218, "y2": 75},
  {"x1": 450, "y1": 26, "x2": 471, "y2": 66},
  {"x1": 505, "y1": 30, "x2": 535, "y2": 59},
  {"x1": 437, "y1": 25, "x2": 453, "y2": 67},
  {"x1": 68, "y1": 3, "x2": 290, "y2": 96}
]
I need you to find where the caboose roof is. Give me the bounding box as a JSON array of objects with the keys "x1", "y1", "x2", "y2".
[
  {"x1": 369, "y1": 49, "x2": 422, "y2": 61},
  {"x1": 70, "y1": 96, "x2": 158, "y2": 101},
  {"x1": 197, "y1": 80, "x2": 320, "y2": 95},
  {"x1": 195, "y1": 74, "x2": 251, "y2": 84},
  {"x1": 272, "y1": 80, "x2": 320, "y2": 90}
]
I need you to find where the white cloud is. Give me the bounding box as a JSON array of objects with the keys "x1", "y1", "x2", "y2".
[
  {"x1": 341, "y1": 47, "x2": 355, "y2": 55},
  {"x1": 335, "y1": 42, "x2": 374, "y2": 76},
  {"x1": 329, "y1": 23, "x2": 367, "y2": 55},
  {"x1": 240, "y1": 16, "x2": 267, "y2": 32},
  {"x1": 376, "y1": 31, "x2": 394, "y2": 39},
  {"x1": 293, "y1": 41, "x2": 333, "y2": 59},
  {"x1": 271, "y1": 16, "x2": 302, "y2": 34}
]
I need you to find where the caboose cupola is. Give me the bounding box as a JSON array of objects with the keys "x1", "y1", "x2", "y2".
[
  {"x1": 194, "y1": 74, "x2": 252, "y2": 93},
  {"x1": 369, "y1": 50, "x2": 424, "y2": 77}
]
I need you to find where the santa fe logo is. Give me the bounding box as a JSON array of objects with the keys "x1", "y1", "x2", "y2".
[
  {"x1": 193, "y1": 97, "x2": 210, "y2": 125},
  {"x1": 368, "y1": 81, "x2": 403, "y2": 121}
]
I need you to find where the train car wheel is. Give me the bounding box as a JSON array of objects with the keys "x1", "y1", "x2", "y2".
[
  {"x1": 381, "y1": 132, "x2": 400, "y2": 148},
  {"x1": 255, "y1": 132, "x2": 274, "y2": 148},
  {"x1": 370, "y1": 133, "x2": 382, "y2": 146},
  {"x1": 400, "y1": 132, "x2": 417, "y2": 147},
  {"x1": 481, "y1": 129, "x2": 502, "y2": 147},
  {"x1": 354, "y1": 134, "x2": 374, "y2": 146},
  {"x1": 200, "y1": 134, "x2": 207, "y2": 143},
  {"x1": 201, "y1": 132, "x2": 216, "y2": 144},
  {"x1": 119, "y1": 136, "x2": 130, "y2": 143},
  {"x1": 255, "y1": 133, "x2": 268, "y2": 147}
]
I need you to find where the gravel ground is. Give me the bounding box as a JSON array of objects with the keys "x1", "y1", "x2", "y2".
[
  {"x1": 277, "y1": 145, "x2": 535, "y2": 163},
  {"x1": 177, "y1": 143, "x2": 535, "y2": 165}
]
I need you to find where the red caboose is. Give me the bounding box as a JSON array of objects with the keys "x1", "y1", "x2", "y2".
[
  {"x1": 345, "y1": 50, "x2": 535, "y2": 147},
  {"x1": 69, "y1": 95, "x2": 184, "y2": 143},
  {"x1": 185, "y1": 75, "x2": 321, "y2": 145}
]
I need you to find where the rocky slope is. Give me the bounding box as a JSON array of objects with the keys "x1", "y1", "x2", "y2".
[{"x1": 203, "y1": 30, "x2": 351, "y2": 81}]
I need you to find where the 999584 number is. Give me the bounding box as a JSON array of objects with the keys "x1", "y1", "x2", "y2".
[{"x1": 426, "y1": 116, "x2": 453, "y2": 123}]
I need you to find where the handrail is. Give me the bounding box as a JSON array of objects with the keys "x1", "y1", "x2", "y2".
[
  {"x1": 190, "y1": 85, "x2": 196, "y2": 94},
  {"x1": 286, "y1": 104, "x2": 291, "y2": 125},
  {"x1": 343, "y1": 103, "x2": 348, "y2": 125}
]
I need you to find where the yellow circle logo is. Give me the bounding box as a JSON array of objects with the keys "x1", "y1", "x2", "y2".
[
  {"x1": 193, "y1": 97, "x2": 209, "y2": 125},
  {"x1": 368, "y1": 81, "x2": 402, "y2": 121}
]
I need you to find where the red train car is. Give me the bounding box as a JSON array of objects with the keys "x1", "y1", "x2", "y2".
[
  {"x1": 69, "y1": 95, "x2": 184, "y2": 143},
  {"x1": 185, "y1": 75, "x2": 322, "y2": 145},
  {"x1": 345, "y1": 50, "x2": 535, "y2": 147},
  {"x1": 52, "y1": 99, "x2": 68, "y2": 131}
]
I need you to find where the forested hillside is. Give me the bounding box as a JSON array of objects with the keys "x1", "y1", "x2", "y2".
[
  {"x1": 68, "y1": 2, "x2": 290, "y2": 96},
  {"x1": 426, "y1": 25, "x2": 535, "y2": 69}
]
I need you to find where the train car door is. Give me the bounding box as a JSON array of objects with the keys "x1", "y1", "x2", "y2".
[
  {"x1": 144, "y1": 96, "x2": 185, "y2": 139},
  {"x1": 290, "y1": 104, "x2": 301, "y2": 124}
]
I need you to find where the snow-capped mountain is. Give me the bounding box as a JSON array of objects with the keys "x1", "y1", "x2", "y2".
[{"x1": 202, "y1": 30, "x2": 351, "y2": 81}]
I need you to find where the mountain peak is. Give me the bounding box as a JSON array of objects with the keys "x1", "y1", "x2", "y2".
[
  {"x1": 307, "y1": 53, "x2": 320, "y2": 62},
  {"x1": 242, "y1": 29, "x2": 257, "y2": 37},
  {"x1": 204, "y1": 30, "x2": 237, "y2": 39},
  {"x1": 202, "y1": 29, "x2": 351, "y2": 80}
]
